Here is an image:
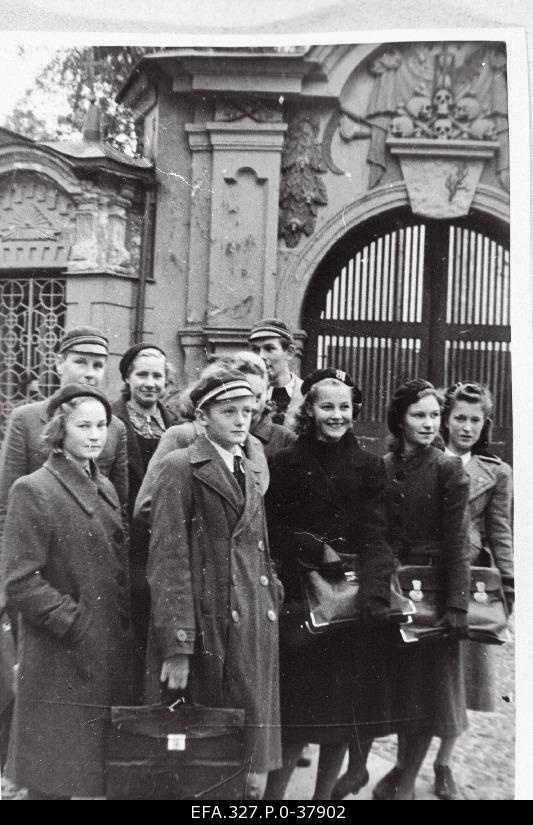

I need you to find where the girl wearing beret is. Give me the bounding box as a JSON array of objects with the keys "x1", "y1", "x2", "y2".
[
  {"x1": 431, "y1": 382, "x2": 513, "y2": 799},
  {"x1": 264, "y1": 369, "x2": 396, "y2": 800},
  {"x1": 1, "y1": 386, "x2": 134, "y2": 799},
  {"x1": 111, "y1": 345, "x2": 178, "y2": 678},
  {"x1": 367, "y1": 379, "x2": 470, "y2": 800}
]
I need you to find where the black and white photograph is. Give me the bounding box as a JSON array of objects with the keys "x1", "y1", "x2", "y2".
[{"x1": 0, "y1": 1, "x2": 532, "y2": 804}]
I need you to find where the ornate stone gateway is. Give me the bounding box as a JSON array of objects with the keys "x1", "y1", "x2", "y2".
[{"x1": 302, "y1": 207, "x2": 511, "y2": 460}]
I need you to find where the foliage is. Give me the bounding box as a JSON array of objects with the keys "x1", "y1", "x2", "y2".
[{"x1": 6, "y1": 46, "x2": 154, "y2": 154}]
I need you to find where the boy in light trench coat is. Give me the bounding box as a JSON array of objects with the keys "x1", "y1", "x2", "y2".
[{"x1": 145, "y1": 370, "x2": 282, "y2": 799}]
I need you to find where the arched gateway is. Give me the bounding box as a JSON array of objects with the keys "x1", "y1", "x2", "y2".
[{"x1": 301, "y1": 205, "x2": 510, "y2": 459}]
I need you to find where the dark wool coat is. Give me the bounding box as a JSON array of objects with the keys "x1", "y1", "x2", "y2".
[
  {"x1": 1, "y1": 453, "x2": 134, "y2": 797},
  {"x1": 145, "y1": 434, "x2": 281, "y2": 773},
  {"x1": 266, "y1": 433, "x2": 396, "y2": 743},
  {"x1": 384, "y1": 445, "x2": 471, "y2": 737},
  {"x1": 110, "y1": 397, "x2": 178, "y2": 522},
  {"x1": 463, "y1": 454, "x2": 513, "y2": 711},
  {"x1": 0, "y1": 399, "x2": 128, "y2": 547}
]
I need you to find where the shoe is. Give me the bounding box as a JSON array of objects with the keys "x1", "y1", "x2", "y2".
[
  {"x1": 372, "y1": 765, "x2": 404, "y2": 800},
  {"x1": 297, "y1": 744, "x2": 313, "y2": 768},
  {"x1": 331, "y1": 768, "x2": 370, "y2": 800},
  {"x1": 434, "y1": 763, "x2": 458, "y2": 800}
]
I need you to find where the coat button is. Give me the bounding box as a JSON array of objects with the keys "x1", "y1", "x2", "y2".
[
  {"x1": 257, "y1": 540, "x2": 264, "y2": 552},
  {"x1": 260, "y1": 575, "x2": 269, "y2": 586},
  {"x1": 267, "y1": 609, "x2": 277, "y2": 622},
  {"x1": 176, "y1": 629, "x2": 187, "y2": 642},
  {"x1": 113, "y1": 529, "x2": 124, "y2": 544},
  {"x1": 231, "y1": 610, "x2": 240, "y2": 623},
  {"x1": 231, "y1": 574, "x2": 238, "y2": 586}
]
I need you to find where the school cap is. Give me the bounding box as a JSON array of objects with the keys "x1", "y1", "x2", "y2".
[
  {"x1": 248, "y1": 318, "x2": 294, "y2": 344},
  {"x1": 190, "y1": 370, "x2": 254, "y2": 410},
  {"x1": 58, "y1": 326, "x2": 109, "y2": 356},
  {"x1": 119, "y1": 343, "x2": 167, "y2": 380},
  {"x1": 47, "y1": 383, "x2": 112, "y2": 424}
]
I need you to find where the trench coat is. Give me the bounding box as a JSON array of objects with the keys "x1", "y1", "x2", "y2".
[
  {"x1": 133, "y1": 421, "x2": 269, "y2": 527},
  {"x1": 384, "y1": 445, "x2": 470, "y2": 737},
  {"x1": 1, "y1": 452, "x2": 134, "y2": 797},
  {"x1": 0, "y1": 398, "x2": 128, "y2": 546},
  {"x1": 145, "y1": 434, "x2": 281, "y2": 773},
  {"x1": 266, "y1": 432, "x2": 396, "y2": 743},
  {"x1": 463, "y1": 453, "x2": 513, "y2": 711}
]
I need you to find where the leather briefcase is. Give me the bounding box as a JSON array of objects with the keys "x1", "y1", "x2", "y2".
[
  {"x1": 397, "y1": 565, "x2": 510, "y2": 645},
  {"x1": 106, "y1": 702, "x2": 246, "y2": 800}
]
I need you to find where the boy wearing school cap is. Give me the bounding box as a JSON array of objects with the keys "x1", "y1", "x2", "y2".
[
  {"x1": 248, "y1": 319, "x2": 304, "y2": 426},
  {"x1": 145, "y1": 369, "x2": 282, "y2": 798},
  {"x1": 0, "y1": 325, "x2": 128, "y2": 544}
]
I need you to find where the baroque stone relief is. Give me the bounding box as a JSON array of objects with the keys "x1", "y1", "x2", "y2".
[
  {"x1": 0, "y1": 174, "x2": 76, "y2": 268},
  {"x1": 279, "y1": 115, "x2": 328, "y2": 248},
  {"x1": 323, "y1": 42, "x2": 509, "y2": 192}
]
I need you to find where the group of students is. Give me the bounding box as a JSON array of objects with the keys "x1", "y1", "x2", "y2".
[{"x1": 0, "y1": 318, "x2": 513, "y2": 801}]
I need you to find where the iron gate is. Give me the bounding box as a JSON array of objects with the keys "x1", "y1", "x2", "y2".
[
  {"x1": 302, "y1": 209, "x2": 511, "y2": 459},
  {"x1": 0, "y1": 274, "x2": 66, "y2": 442}
]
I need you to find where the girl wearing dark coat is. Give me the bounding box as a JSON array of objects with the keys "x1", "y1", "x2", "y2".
[
  {"x1": 433, "y1": 382, "x2": 514, "y2": 799},
  {"x1": 371, "y1": 379, "x2": 470, "y2": 801},
  {"x1": 264, "y1": 368, "x2": 396, "y2": 800},
  {"x1": 111, "y1": 343, "x2": 177, "y2": 675},
  {"x1": 1, "y1": 385, "x2": 134, "y2": 799}
]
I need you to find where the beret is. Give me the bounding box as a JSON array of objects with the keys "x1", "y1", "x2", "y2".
[
  {"x1": 47, "y1": 383, "x2": 112, "y2": 424},
  {"x1": 119, "y1": 343, "x2": 167, "y2": 381},
  {"x1": 248, "y1": 318, "x2": 293, "y2": 344},
  {"x1": 190, "y1": 369, "x2": 253, "y2": 410},
  {"x1": 58, "y1": 326, "x2": 109, "y2": 356},
  {"x1": 301, "y1": 367, "x2": 361, "y2": 400}
]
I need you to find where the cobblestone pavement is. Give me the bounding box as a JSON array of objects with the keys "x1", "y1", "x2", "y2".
[
  {"x1": 1, "y1": 627, "x2": 515, "y2": 801},
  {"x1": 286, "y1": 623, "x2": 515, "y2": 801}
]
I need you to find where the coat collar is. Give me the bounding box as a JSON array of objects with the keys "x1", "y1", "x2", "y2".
[
  {"x1": 250, "y1": 410, "x2": 274, "y2": 444},
  {"x1": 189, "y1": 434, "x2": 265, "y2": 517},
  {"x1": 112, "y1": 396, "x2": 175, "y2": 479},
  {"x1": 43, "y1": 452, "x2": 119, "y2": 515},
  {"x1": 288, "y1": 430, "x2": 367, "y2": 468},
  {"x1": 286, "y1": 431, "x2": 366, "y2": 508},
  {"x1": 465, "y1": 454, "x2": 498, "y2": 500}
]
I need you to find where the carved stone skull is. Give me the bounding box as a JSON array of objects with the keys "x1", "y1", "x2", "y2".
[
  {"x1": 470, "y1": 117, "x2": 497, "y2": 141},
  {"x1": 433, "y1": 88, "x2": 453, "y2": 117},
  {"x1": 433, "y1": 117, "x2": 453, "y2": 139},
  {"x1": 406, "y1": 95, "x2": 432, "y2": 122},
  {"x1": 390, "y1": 114, "x2": 414, "y2": 138},
  {"x1": 454, "y1": 95, "x2": 481, "y2": 122}
]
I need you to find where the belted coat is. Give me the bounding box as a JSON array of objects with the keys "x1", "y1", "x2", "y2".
[
  {"x1": 384, "y1": 445, "x2": 471, "y2": 737},
  {"x1": 1, "y1": 453, "x2": 134, "y2": 797},
  {"x1": 463, "y1": 453, "x2": 513, "y2": 711},
  {"x1": 145, "y1": 434, "x2": 281, "y2": 773}
]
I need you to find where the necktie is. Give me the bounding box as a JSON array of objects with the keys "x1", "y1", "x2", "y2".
[
  {"x1": 271, "y1": 386, "x2": 291, "y2": 414},
  {"x1": 233, "y1": 455, "x2": 246, "y2": 496}
]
